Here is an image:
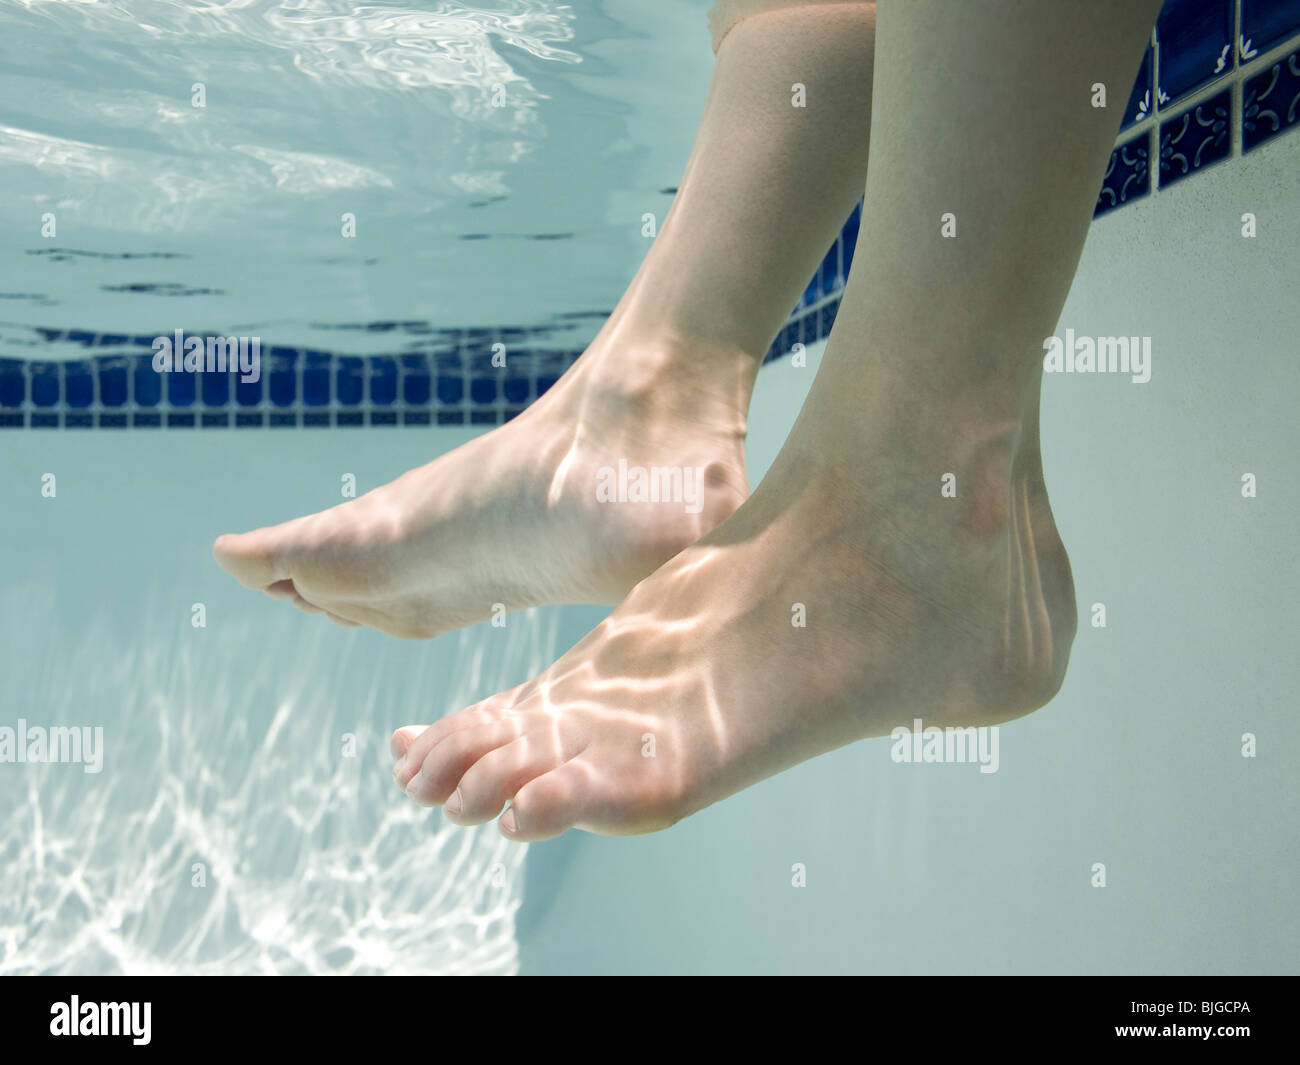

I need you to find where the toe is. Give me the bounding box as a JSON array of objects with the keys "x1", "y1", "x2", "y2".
[
  {"x1": 501, "y1": 760, "x2": 597, "y2": 842},
  {"x1": 446, "y1": 737, "x2": 568, "y2": 825},
  {"x1": 392, "y1": 701, "x2": 514, "y2": 780},
  {"x1": 290, "y1": 593, "x2": 323, "y2": 615},
  {"x1": 390, "y1": 725, "x2": 428, "y2": 760},
  {"x1": 401, "y1": 719, "x2": 526, "y2": 806},
  {"x1": 213, "y1": 524, "x2": 296, "y2": 589}
]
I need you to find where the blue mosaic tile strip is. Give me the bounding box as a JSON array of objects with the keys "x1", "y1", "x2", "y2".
[
  {"x1": 0, "y1": 341, "x2": 585, "y2": 428},
  {"x1": 1243, "y1": 47, "x2": 1300, "y2": 149},
  {"x1": 1159, "y1": 87, "x2": 1234, "y2": 185},
  {"x1": 0, "y1": 198, "x2": 862, "y2": 430},
  {"x1": 2, "y1": 19, "x2": 1298, "y2": 429},
  {"x1": 0, "y1": 301, "x2": 855, "y2": 430}
]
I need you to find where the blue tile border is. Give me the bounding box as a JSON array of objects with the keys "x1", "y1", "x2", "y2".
[
  {"x1": 1093, "y1": 9, "x2": 1300, "y2": 217},
  {"x1": 0, "y1": 272, "x2": 853, "y2": 433},
  {"x1": 1, "y1": 13, "x2": 1296, "y2": 430},
  {"x1": 0, "y1": 344, "x2": 589, "y2": 430},
  {"x1": 0, "y1": 188, "x2": 864, "y2": 430}
]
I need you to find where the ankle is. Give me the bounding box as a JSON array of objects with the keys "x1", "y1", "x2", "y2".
[
  {"x1": 766, "y1": 401, "x2": 1035, "y2": 549},
  {"x1": 576, "y1": 333, "x2": 756, "y2": 441}
]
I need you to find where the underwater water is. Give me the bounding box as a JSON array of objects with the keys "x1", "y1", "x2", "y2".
[
  {"x1": 0, "y1": 609, "x2": 545, "y2": 975},
  {"x1": 0, "y1": 0, "x2": 713, "y2": 975},
  {"x1": 2, "y1": 0, "x2": 1298, "y2": 977},
  {"x1": 0, "y1": 433, "x2": 581, "y2": 974},
  {"x1": 0, "y1": 0, "x2": 705, "y2": 351}
]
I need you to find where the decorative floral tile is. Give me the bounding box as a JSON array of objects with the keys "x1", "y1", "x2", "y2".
[
  {"x1": 1159, "y1": 88, "x2": 1232, "y2": 186},
  {"x1": 1124, "y1": 45, "x2": 1156, "y2": 128},
  {"x1": 1095, "y1": 131, "x2": 1152, "y2": 216},
  {"x1": 1240, "y1": 0, "x2": 1300, "y2": 58},
  {"x1": 1158, "y1": 0, "x2": 1234, "y2": 105},
  {"x1": 1243, "y1": 48, "x2": 1300, "y2": 149}
]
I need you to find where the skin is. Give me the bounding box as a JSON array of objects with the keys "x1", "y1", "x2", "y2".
[
  {"x1": 221, "y1": 0, "x2": 1165, "y2": 840},
  {"x1": 212, "y1": 5, "x2": 878, "y2": 636}
]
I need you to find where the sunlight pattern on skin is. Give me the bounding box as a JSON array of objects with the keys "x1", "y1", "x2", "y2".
[
  {"x1": 0, "y1": 587, "x2": 559, "y2": 974},
  {"x1": 391, "y1": 434, "x2": 1076, "y2": 841},
  {"x1": 544, "y1": 436, "x2": 580, "y2": 510},
  {"x1": 216, "y1": 359, "x2": 749, "y2": 636},
  {"x1": 393, "y1": 546, "x2": 740, "y2": 839}
]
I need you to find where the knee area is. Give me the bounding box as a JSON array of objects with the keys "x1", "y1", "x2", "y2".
[{"x1": 708, "y1": 0, "x2": 876, "y2": 52}]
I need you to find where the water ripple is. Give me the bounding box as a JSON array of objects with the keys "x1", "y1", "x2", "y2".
[
  {"x1": 0, "y1": 587, "x2": 561, "y2": 975},
  {"x1": 0, "y1": 1, "x2": 580, "y2": 232}
]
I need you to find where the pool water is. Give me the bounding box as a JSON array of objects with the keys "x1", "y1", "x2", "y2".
[{"x1": 2, "y1": 0, "x2": 1299, "y2": 975}]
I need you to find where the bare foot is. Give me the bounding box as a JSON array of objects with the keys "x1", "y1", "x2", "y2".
[
  {"x1": 213, "y1": 340, "x2": 751, "y2": 637},
  {"x1": 390, "y1": 401, "x2": 1077, "y2": 840}
]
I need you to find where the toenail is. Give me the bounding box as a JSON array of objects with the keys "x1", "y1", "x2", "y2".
[
  {"x1": 445, "y1": 787, "x2": 463, "y2": 816},
  {"x1": 499, "y1": 806, "x2": 518, "y2": 835}
]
